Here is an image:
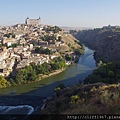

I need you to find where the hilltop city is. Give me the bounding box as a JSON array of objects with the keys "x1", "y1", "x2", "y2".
[{"x1": 0, "y1": 17, "x2": 83, "y2": 77}]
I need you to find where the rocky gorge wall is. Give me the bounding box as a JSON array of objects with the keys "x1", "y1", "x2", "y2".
[{"x1": 72, "y1": 27, "x2": 120, "y2": 62}]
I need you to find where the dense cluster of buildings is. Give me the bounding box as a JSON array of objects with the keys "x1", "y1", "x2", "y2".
[{"x1": 0, "y1": 18, "x2": 67, "y2": 76}]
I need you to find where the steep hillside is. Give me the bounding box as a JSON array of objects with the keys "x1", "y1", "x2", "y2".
[
  {"x1": 71, "y1": 26, "x2": 120, "y2": 62},
  {"x1": 41, "y1": 83, "x2": 120, "y2": 114},
  {"x1": 62, "y1": 34, "x2": 81, "y2": 49},
  {"x1": 40, "y1": 55, "x2": 120, "y2": 116},
  {"x1": 47, "y1": 32, "x2": 83, "y2": 54}
]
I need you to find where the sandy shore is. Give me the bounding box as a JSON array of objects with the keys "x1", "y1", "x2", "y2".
[{"x1": 40, "y1": 68, "x2": 66, "y2": 80}]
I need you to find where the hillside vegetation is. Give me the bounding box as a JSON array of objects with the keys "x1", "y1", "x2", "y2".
[
  {"x1": 41, "y1": 82, "x2": 120, "y2": 114},
  {"x1": 41, "y1": 61, "x2": 120, "y2": 114},
  {"x1": 56, "y1": 33, "x2": 83, "y2": 54},
  {"x1": 85, "y1": 62, "x2": 120, "y2": 84},
  {"x1": 71, "y1": 26, "x2": 120, "y2": 62}
]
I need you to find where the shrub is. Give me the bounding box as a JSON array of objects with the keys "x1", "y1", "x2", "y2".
[
  {"x1": 54, "y1": 84, "x2": 65, "y2": 92},
  {"x1": 70, "y1": 95, "x2": 80, "y2": 103}
]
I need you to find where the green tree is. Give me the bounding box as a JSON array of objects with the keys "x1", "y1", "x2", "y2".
[
  {"x1": 84, "y1": 62, "x2": 120, "y2": 84},
  {"x1": 65, "y1": 54, "x2": 72, "y2": 61},
  {"x1": 108, "y1": 70, "x2": 115, "y2": 78},
  {"x1": 15, "y1": 69, "x2": 28, "y2": 84},
  {"x1": 51, "y1": 62, "x2": 60, "y2": 70},
  {"x1": 39, "y1": 62, "x2": 51, "y2": 74},
  {"x1": 27, "y1": 70, "x2": 39, "y2": 82},
  {"x1": 35, "y1": 47, "x2": 53, "y2": 55},
  {"x1": 12, "y1": 34, "x2": 15, "y2": 38},
  {"x1": 0, "y1": 44, "x2": 2, "y2": 48},
  {"x1": 54, "y1": 84, "x2": 65, "y2": 92},
  {"x1": 68, "y1": 43, "x2": 71, "y2": 47},
  {"x1": 9, "y1": 78, "x2": 16, "y2": 86},
  {"x1": 81, "y1": 44, "x2": 84, "y2": 50},
  {"x1": 0, "y1": 76, "x2": 11, "y2": 88},
  {"x1": 58, "y1": 36, "x2": 62, "y2": 41},
  {"x1": 54, "y1": 26, "x2": 62, "y2": 33}
]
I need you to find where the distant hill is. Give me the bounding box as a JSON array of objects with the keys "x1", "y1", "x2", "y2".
[{"x1": 60, "y1": 27, "x2": 93, "y2": 32}]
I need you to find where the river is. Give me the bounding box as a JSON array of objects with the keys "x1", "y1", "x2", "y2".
[{"x1": 0, "y1": 46, "x2": 96, "y2": 115}]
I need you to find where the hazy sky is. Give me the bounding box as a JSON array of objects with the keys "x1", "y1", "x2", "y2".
[{"x1": 0, "y1": 0, "x2": 120, "y2": 28}]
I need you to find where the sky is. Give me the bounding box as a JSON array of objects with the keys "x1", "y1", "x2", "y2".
[{"x1": 0, "y1": 0, "x2": 120, "y2": 28}]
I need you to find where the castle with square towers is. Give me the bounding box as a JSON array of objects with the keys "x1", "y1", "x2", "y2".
[{"x1": 25, "y1": 17, "x2": 41, "y2": 25}]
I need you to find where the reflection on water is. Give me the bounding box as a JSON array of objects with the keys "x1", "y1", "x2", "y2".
[{"x1": 0, "y1": 46, "x2": 96, "y2": 97}]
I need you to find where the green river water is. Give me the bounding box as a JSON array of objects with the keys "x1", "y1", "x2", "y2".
[{"x1": 0, "y1": 46, "x2": 96, "y2": 97}]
